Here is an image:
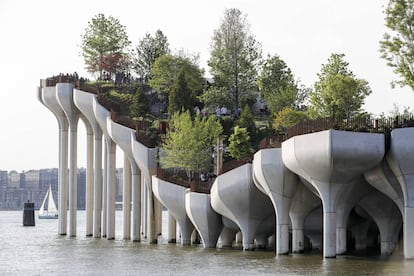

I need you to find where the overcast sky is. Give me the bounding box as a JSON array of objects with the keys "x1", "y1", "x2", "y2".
[{"x1": 1, "y1": 0, "x2": 414, "y2": 172}]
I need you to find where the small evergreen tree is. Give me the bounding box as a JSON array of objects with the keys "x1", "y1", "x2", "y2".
[
  {"x1": 130, "y1": 86, "x2": 149, "y2": 118},
  {"x1": 168, "y1": 69, "x2": 195, "y2": 114},
  {"x1": 236, "y1": 105, "x2": 257, "y2": 144},
  {"x1": 228, "y1": 126, "x2": 253, "y2": 160}
]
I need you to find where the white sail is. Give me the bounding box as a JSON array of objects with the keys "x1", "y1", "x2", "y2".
[
  {"x1": 47, "y1": 186, "x2": 58, "y2": 213},
  {"x1": 38, "y1": 189, "x2": 48, "y2": 216},
  {"x1": 38, "y1": 185, "x2": 58, "y2": 219}
]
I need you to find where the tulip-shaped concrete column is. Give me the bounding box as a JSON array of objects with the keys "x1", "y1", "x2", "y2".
[
  {"x1": 39, "y1": 85, "x2": 69, "y2": 235},
  {"x1": 185, "y1": 190, "x2": 223, "y2": 248},
  {"x1": 282, "y1": 130, "x2": 384, "y2": 257},
  {"x1": 131, "y1": 162, "x2": 141, "y2": 241},
  {"x1": 81, "y1": 116, "x2": 94, "y2": 236},
  {"x1": 253, "y1": 148, "x2": 297, "y2": 255},
  {"x1": 335, "y1": 178, "x2": 373, "y2": 255},
  {"x1": 358, "y1": 191, "x2": 402, "y2": 256},
  {"x1": 364, "y1": 160, "x2": 404, "y2": 216},
  {"x1": 211, "y1": 164, "x2": 275, "y2": 250},
  {"x1": 93, "y1": 97, "x2": 116, "y2": 239},
  {"x1": 289, "y1": 181, "x2": 321, "y2": 253},
  {"x1": 386, "y1": 128, "x2": 414, "y2": 258},
  {"x1": 131, "y1": 135, "x2": 159, "y2": 244},
  {"x1": 152, "y1": 177, "x2": 194, "y2": 245},
  {"x1": 73, "y1": 90, "x2": 103, "y2": 238},
  {"x1": 107, "y1": 120, "x2": 139, "y2": 240},
  {"x1": 56, "y1": 83, "x2": 80, "y2": 237}
]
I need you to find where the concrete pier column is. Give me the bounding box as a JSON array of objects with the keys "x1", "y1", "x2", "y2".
[
  {"x1": 93, "y1": 130, "x2": 103, "y2": 238},
  {"x1": 58, "y1": 122, "x2": 69, "y2": 235},
  {"x1": 219, "y1": 227, "x2": 237, "y2": 247},
  {"x1": 40, "y1": 85, "x2": 71, "y2": 236},
  {"x1": 211, "y1": 164, "x2": 275, "y2": 251},
  {"x1": 253, "y1": 148, "x2": 298, "y2": 255},
  {"x1": 123, "y1": 156, "x2": 131, "y2": 240},
  {"x1": 358, "y1": 191, "x2": 402, "y2": 256},
  {"x1": 168, "y1": 211, "x2": 177, "y2": 243},
  {"x1": 68, "y1": 120, "x2": 79, "y2": 237},
  {"x1": 102, "y1": 140, "x2": 108, "y2": 238},
  {"x1": 56, "y1": 83, "x2": 80, "y2": 238},
  {"x1": 141, "y1": 178, "x2": 147, "y2": 239},
  {"x1": 72, "y1": 90, "x2": 103, "y2": 238},
  {"x1": 282, "y1": 130, "x2": 384, "y2": 258},
  {"x1": 131, "y1": 162, "x2": 141, "y2": 241},
  {"x1": 289, "y1": 181, "x2": 321, "y2": 254},
  {"x1": 152, "y1": 177, "x2": 194, "y2": 245},
  {"x1": 106, "y1": 138, "x2": 116, "y2": 240},
  {"x1": 335, "y1": 178, "x2": 374, "y2": 255},
  {"x1": 85, "y1": 120, "x2": 94, "y2": 237},
  {"x1": 386, "y1": 128, "x2": 414, "y2": 258}
]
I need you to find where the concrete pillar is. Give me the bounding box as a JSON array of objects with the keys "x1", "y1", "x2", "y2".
[
  {"x1": 142, "y1": 177, "x2": 147, "y2": 239},
  {"x1": 289, "y1": 181, "x2": 321, "y2": 254},
  {"x1": 123, "y1": 157, "x2": 131, "y2": 240},
  {"x1": 131, "y1": 162, "x2": 141, "y2": 242},
  {"x1": 102, "y1": 140, "x2": 108, "y2": 238},
  {"x1": 85, "y1": 121, "x2": 94, "y2": 237},
  {"x1": 282, "y1": 130, "x2": 384, "y2": 257},
  {"x1": 59, "y1": 122, "x2": 69, "y2": 235},
  {"x1": 219, "y1": 227, "x2": 236, "y2": 247},
  {"x1": 168, "y1": 211, "x2": 177, "y2": 243},
  {"x1": 68, "y1": 120, "x2": 79, "y2": 237},
  {"x1": 106, "y1": 138, "x2": 116, "y2": 240},
  {"x1": 93, "y1": 130, "x2": 103, "y2": 238},
  {"x1": 252, "y1": 148, "x2": 298, "y2": 255},
  {"x1": 386, "y1": 128, "x2": 414, "y2": 258}
]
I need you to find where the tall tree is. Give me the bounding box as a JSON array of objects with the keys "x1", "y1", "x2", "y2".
[
  {"x1": 380, "y1": 0, "x2": 414, "y2": 90},
  {"x1": 130, "y1": 85, "x2": 149, "y2": 118},
  {"x1": 208, "y1": 8, "x2": 262, "y2": 113},
  {"x1": 309, "y1": 53, "x2": 371, "y2": 121},
  {"x1": 258, "y1": 54, "x2": 300, "y2": 113},
  {"x1": 168, "y1": 69, "x2": 195, "y2": 114},
  {"x1": 134, "y1": 30, "x2": 170, "y2": 83},
  {"x1": 150, "y1": 54, "x2": 204, "y2": 108},
  {"x1": 80, "y1": 14, "x2": 131, "y2": 79},
  {"x1": 160, "y1": 111, "x2": 222, "y2": 180}
]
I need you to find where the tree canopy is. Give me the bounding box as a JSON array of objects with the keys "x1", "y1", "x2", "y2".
[
  {"x1": 309, "y1": 53, "x2": 371, "y2": 121},
  {"x1": 228, "y1": 126, "x2": 253, "y2": 160},
  {"x1": 134, "y1": 30, "x2": 170, "y2": 84},
  {"x1": 380, "y1": 0, "x2": 414, "y2": 90},
  {"x1": 160, "y1": 111, "x2": 222, "y2": 179},
  {"x1": 258, "y1": 54, "x2": 299, "y2": 114},
  {"x1": 80, "y1": 14, "x2": 131, "y2": 79},
  {"x1": 207, "y1": 8, "x2": 262, "y2": 113}
]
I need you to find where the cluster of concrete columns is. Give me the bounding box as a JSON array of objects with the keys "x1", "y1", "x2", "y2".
[
  {"x1": 38, "y1": 82, "x2": 162, "y2": 242},
  {"x1": 38, "y1": 81, "x2": 414, "y2": 259}
]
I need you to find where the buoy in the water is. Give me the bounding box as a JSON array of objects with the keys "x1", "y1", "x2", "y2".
[{"x1": 23, "y1": 200, "x2": 35, "y2": 226}]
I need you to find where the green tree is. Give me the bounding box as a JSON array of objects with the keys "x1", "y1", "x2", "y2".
[
  {"x1": 80, "y1": 14, "x2": 131, "y2": 79},
  {"x1": 160, "y1": 111, "x2": 222, "y2": 180},
  {"x1": 380, "y1": 0, "x2": 414, "y2": 90},
  {"x1": 130, "y1": 85, "x2": 149, "y2": 118},
  {"x1": 134, "y1": 30, "x2": 170, "y2": 83},
  {"x1": 208, "y1": 8, "x2": 262, "y2": 113},
  {"x1": 228, "y1": 126, "x2": 253, "y2": 160},
  {"x1": 168, "y1": 69, "x2": 195, "y2": 114},
  {"x1": 150, "y1": 54, "x2": 204, "y2": 100},
  {"x1": 258, "y1": 54, "x2": 299, "y2": 113},
  {"x1": 236, "y1": 105, "x2": 257, "y2": 143},
  {"x1": 309, "y1": 53, "x2": 371, "y2": 121},
  {"x1": 273, "y1": 107, "x2": 308, "y2": 131}
]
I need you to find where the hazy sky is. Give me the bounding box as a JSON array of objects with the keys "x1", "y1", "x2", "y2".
[{"x1": 1, "y1": 0, "x2": 414, "y2": 172}]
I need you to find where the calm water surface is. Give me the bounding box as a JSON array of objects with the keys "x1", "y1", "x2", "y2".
[{"x1": 0, "y1": 211, "x2": 412, "y2": 275}]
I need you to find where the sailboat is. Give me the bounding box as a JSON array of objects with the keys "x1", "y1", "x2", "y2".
[{"x1": 38, "y1": 185, "x2": 58, "y2": 219}]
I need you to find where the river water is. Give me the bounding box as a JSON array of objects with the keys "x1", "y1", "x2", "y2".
[{"x1": 0, "y1": 211, "x2": 412, "y2": 275}]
